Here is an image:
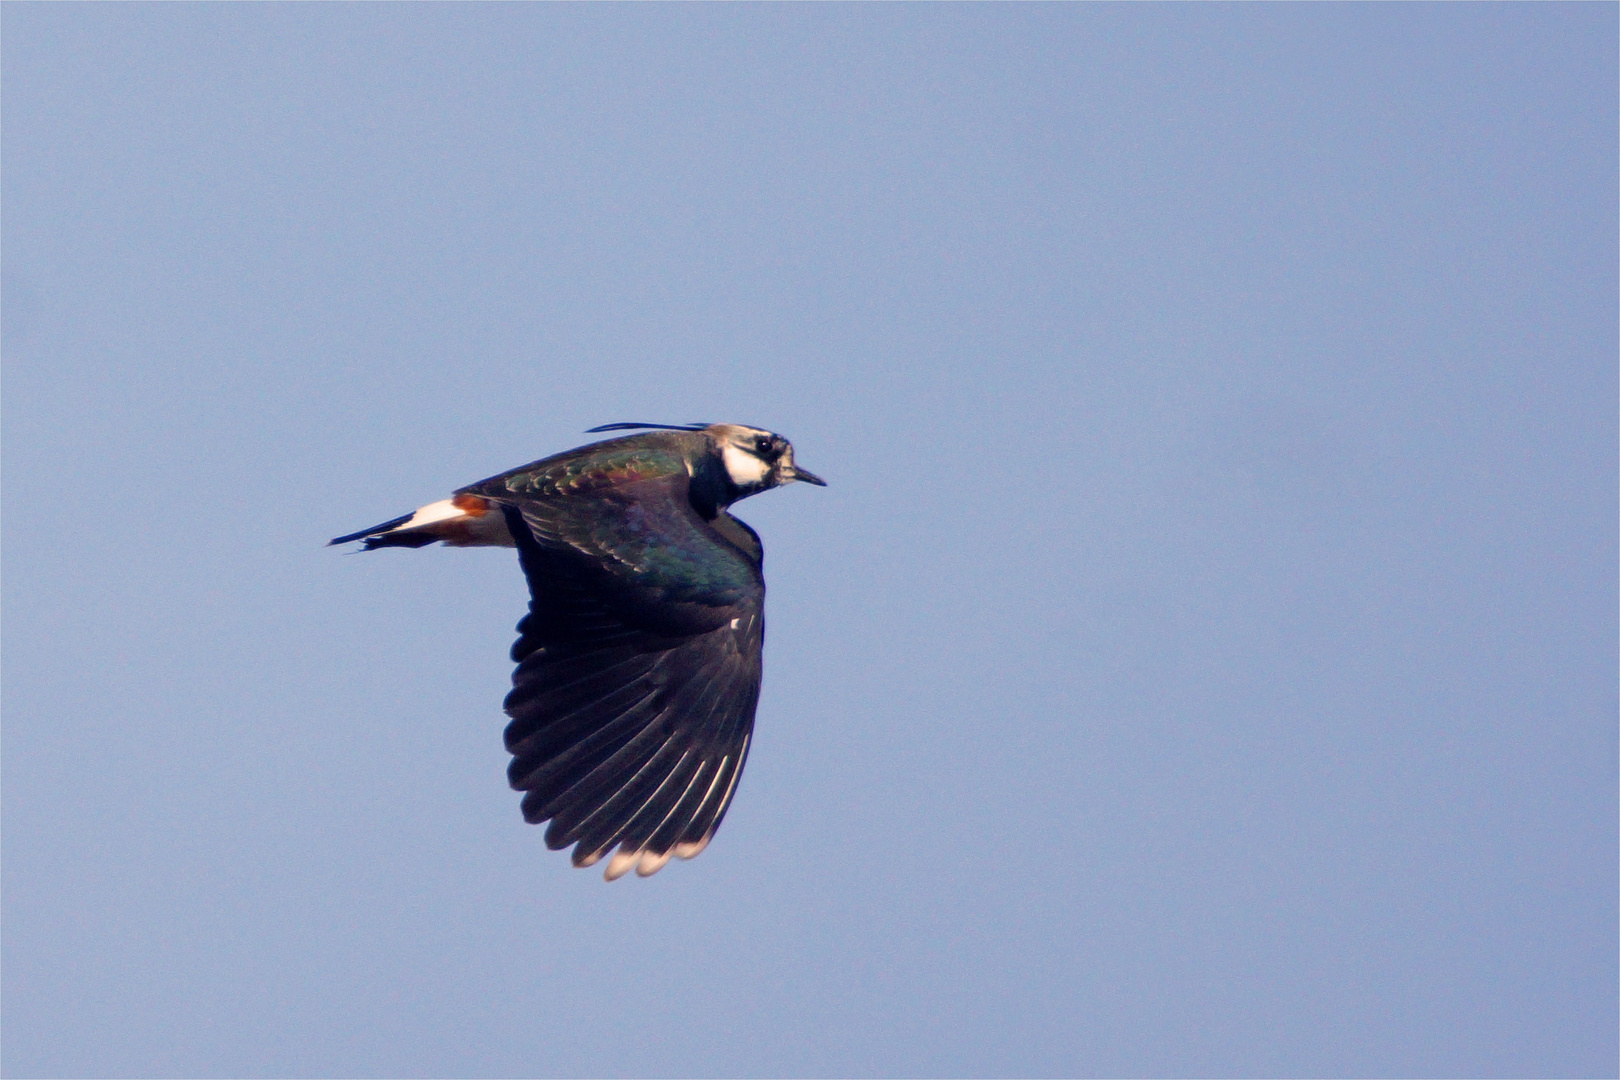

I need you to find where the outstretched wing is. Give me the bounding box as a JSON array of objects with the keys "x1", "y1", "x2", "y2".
[{"x1": 462, "y1": 447, "x2": 765, "y2": 879}]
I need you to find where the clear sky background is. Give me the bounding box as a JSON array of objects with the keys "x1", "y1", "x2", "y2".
[{"x1": 3, "y1": 6, "x2": 1615, "y2": 1078}]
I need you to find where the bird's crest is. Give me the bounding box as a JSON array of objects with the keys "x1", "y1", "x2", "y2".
[{"x1": 586, "y1": 422, "x2": 710, "y2": 434}]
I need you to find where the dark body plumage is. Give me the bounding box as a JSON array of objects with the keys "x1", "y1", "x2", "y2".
[{"x1": 331, "y1": 423, "x2": 824, "y2": 880}]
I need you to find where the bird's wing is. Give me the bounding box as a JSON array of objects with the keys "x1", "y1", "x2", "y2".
[{"x1": 460, "y1": 445, "x2": 765, "y2": 879}]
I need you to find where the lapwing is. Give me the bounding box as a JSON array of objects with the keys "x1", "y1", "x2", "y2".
[{"x1": 330, "y1": 423, "x2": 825, "y2": 880}]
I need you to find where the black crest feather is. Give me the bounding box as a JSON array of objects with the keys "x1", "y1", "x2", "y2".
[{"x1": 586, "y1": 422, "x2": 709, "y2": 434}]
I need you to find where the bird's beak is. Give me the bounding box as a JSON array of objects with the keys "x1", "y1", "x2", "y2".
[{"x1": 782, "y1": 464, "x2": 827, "y2": 487}]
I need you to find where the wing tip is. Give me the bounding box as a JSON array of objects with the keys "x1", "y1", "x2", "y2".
[
  {"x1": 603, "y1": 848, "x2": 639, "y2": 881},
  {"x1": 589, "y1": 843, "x2": 692, "y2": 881},
  {"x1": 636, "y1": 849, "x2": 674, "y2": 877},
  {"x1": 674, "y1": 838, "x2": 710, "y2": 860}
]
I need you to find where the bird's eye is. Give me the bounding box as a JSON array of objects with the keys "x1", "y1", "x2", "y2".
[{"x1": 755, "y1": 435, "x2": 774, "y2": 456}]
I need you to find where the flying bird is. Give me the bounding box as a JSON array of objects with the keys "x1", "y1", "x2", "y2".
[{"x1": 330, "y1": 423, "x2": 825, "y2": 880}]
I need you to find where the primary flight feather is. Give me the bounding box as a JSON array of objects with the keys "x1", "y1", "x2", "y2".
[{"x1": 330, "y1": 422, "x2": 825, "y2": 880}]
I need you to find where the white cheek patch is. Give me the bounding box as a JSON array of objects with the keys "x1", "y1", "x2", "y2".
[{"x1": 722, "y1": 444, "x2": 771, "y2": 487}]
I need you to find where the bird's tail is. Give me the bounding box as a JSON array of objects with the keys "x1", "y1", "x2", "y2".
[
  {"x1": 328, "y1": 495, "x2": 515, "y2": 550},
  {"x1": 328, "y1": 512, "x2": 439, "y2": 549}
]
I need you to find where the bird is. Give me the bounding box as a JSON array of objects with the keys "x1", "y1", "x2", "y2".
[{"x1": 330, "y1": 422, "x2": 825, "y2": 880}]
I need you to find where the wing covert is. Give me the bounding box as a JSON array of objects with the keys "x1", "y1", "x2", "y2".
[{"x1": 463, "y1": 448, "x2": 760, "y2": 636}]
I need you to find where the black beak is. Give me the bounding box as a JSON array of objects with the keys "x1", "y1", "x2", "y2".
[{"x1": 783, "y1": 465, "x2": 827, "y2": 487}]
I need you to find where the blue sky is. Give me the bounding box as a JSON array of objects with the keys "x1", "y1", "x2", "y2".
[{"x1": 4, "y1": 6, "x2": 1615, "y2": 1077}]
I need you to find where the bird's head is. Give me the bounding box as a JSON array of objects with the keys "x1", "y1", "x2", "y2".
[
  {"x1": 584, "y1": 421, "x2": 827, "y2": 505},
  {"x1": 707, "y1": 424, "x2": 827, "y2": 498}
]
